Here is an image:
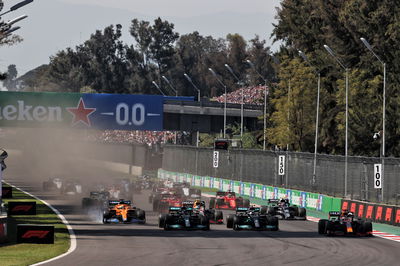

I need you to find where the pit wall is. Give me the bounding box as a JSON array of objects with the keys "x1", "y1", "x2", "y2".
[{"x1": 158, "y1": 169, "x2": 400, "y2": 227}]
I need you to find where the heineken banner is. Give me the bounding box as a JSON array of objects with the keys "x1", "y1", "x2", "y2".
[{"x1": 0, "y1": 91, "x2": 163, "y2": 130}]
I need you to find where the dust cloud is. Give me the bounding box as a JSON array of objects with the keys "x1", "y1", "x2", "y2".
[{"x1": 0, "y1": 127, "x2": 138, "y2": 190}]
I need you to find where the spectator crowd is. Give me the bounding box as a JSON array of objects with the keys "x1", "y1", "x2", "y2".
[{"x1": 212, "y1": 85, "x2": 268, "y2": 105}]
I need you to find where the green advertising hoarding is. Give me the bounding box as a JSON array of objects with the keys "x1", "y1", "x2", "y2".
[
  {"x1": 158, "y1": 170, "x2": 343, "y2": 214},
  {"x1": 255, "y1": 184, "x2": 263, "y2": 199}
]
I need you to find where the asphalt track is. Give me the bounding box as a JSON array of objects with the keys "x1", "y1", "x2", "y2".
[{"x1": 5, "y1": 172, "x2": 400, "y2": 266}]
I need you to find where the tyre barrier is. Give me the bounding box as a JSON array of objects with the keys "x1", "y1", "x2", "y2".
[
  {"x1": 341, "y1": 199, "x2": 399, "y2": 226},
  {"x1": 17, "y1": 224, "x2": 54, "y2": 244},
  {"x1": 2, "y1": 186, "x2": 12, "y2": 198},
  {"x1": 7, "y1": 201, "x2": 36, "y2": 216}
]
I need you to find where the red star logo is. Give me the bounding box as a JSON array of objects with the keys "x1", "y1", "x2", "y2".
[{"x1": 66, "y1": 98, "x2": 96, "y2": 126}]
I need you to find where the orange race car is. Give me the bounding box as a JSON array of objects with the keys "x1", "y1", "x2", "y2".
[{"x1": 102, "y1": 200, "x2": 146, "y2": 224}]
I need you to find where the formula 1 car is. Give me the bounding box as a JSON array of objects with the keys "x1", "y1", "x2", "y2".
[
  {"x1": 158, "y1": 206, "x2": 210, "y2": 231},
  {"x1": 60, "y1": 179, "x2": 83, "y2": 195},
  {"x1": 318, "y1": 210, "x2": 373, "y2": 236},
  {"x1": 183, "y1": 200, "x2": 223, "y2": 224},
  {"x1": 82, "y1": 191, "x2": 110, "y2": 212},
  {"x1": 264, "y1": 199, "x2": 307, "y2": 220},
  {"x1": 209, "y1": 191, "x2": 250, "y2": 210},
  {"x1": 153, "y1": 192, "x2": 183, "y2": 213},
  {"x1": 148, "y1": 185, "x2": 170, "y2": 203},
  {"x1": 43, "y1": 177, "x2": 64, "y2": 191},
  {"x1": 103, "y1": 200, "x2": 146, "y2": 224},
  {"x1": 226, "y1": 207, "x2": 279, "y2": 231}
]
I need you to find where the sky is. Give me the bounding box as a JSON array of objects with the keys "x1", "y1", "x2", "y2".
[{"x1": 0, "y1": 0, "x2": 282, "y2": 76}]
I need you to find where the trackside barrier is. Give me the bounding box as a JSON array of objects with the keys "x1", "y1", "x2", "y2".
[
  {"x1": 384, "y1": 206, "x2": 394, "y2": 224},
  {"x1": 157, "y1": 169, "x2": 341, "y2": 212},
  {"x1": 375, "y1": 206, "x2": 384, "y2": 223},
  {"x1": 344, "y1": 200, "x2": 397, "y2": 225},
  {"x1": 357, "y1": 202, "x2": 366, "y2": 218},
  {"x1": 395, "y1": 208, "x2": 400, "y2": 226},
  {"x1": 158, "y1": 169, "x2": 400, "y2": 227},
  {"x1": 365, "y1": 204, "x2": 375, "y2": 220}
]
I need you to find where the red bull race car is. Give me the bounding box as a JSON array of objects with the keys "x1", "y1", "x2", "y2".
[
  {"x1": 318, "y1": 210, "x2": 372, "y2": 236},
  {"x1": 209, "y1": 191, "x2": 250, "y2": 210}
]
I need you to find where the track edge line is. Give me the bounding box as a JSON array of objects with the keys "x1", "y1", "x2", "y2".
[{"x1": 3, "y1": 181, "x2": 77, "y2": 266}]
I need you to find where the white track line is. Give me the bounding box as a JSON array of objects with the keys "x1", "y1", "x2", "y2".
[{"x1": 3, "y1": 181, "x2": 76, "y2": 265}]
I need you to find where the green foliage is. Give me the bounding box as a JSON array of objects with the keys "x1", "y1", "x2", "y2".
[
  {"x1": 241, "y1": 132, "x2": 258, "y2": 149},
  {"x1": 272, "y1": 0, "x2": 400, "y2": 156},
  {"x1": 267, "y1": 56, "x2": 317, "y2": 151},
  {"x1": 80, "y1": 86, "x2": 97, "y2": 93},
  {"x1": 17, "y1": 2, "x2": 400, "y2": 157},
  {"x1": 199, "y1": 133, "x2": 215, "y2": 148},
  {"x1": 2, "y1": 64, "x2": 17, "y2": 90}
]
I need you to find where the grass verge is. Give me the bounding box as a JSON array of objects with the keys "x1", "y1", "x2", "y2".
[{"x1": 0, "y1": 184, "x2": 70, "y2": 266}]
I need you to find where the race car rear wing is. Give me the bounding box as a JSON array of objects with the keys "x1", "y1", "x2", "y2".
[
  {"x1": 236, "y1": 207, "x2": 248, "y2": 213},
  {"x1": 169, "y1": 206, "x2": 182, "y2": 214},
  {"x1": 108, "y1": 200, "x2": 131, "y2": 206},
  {"x1": 182, "y1": 201, "x2": 194, "y2": 206},
  {"x1": 268, "y1": 199, "x2": 280, "y2": 204}
]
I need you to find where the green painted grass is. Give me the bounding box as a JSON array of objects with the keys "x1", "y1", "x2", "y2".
[{"x1": 0, "y1": 184, "x2": 70, "y2": 266}]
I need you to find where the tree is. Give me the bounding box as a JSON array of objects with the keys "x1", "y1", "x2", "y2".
[
  {"x1": 2, "y1": 64, "x2": 18, "y2": 90},
  {"x1": 267, "y1": 56, "x2": 318, "y2": 151}
]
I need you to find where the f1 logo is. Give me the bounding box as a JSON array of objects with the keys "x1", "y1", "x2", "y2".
[
  {"x1": 12, "y1": 205, "x2": 32, "y2": 212},
  {"x1": 22, "y1": 230, "x2": 49, "y2": 239}
]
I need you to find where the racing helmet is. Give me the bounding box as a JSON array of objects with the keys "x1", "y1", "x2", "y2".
[{"x1": 193, "y1": 199, "x2": 202, "y2": 208}]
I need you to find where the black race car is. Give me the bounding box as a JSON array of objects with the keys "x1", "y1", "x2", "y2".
[
  {"x1": 227, "y1": 207, "x2": 279, "y2": 231},
  {"x1": 264, "y1": 199, "x2": 306, "y2": 220},
  {"x1": 318, "y1": 211, "x2": 373, "y2": 236},
  {"x1": 82, "y1": 191, "x2": 110, "y2": 211},
  {"x1": 183, "y1": 200, "x2": 223, "y2": 224},
  {"x1": 158, "y1": 206, "x2": 210, "y2": 231}
]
